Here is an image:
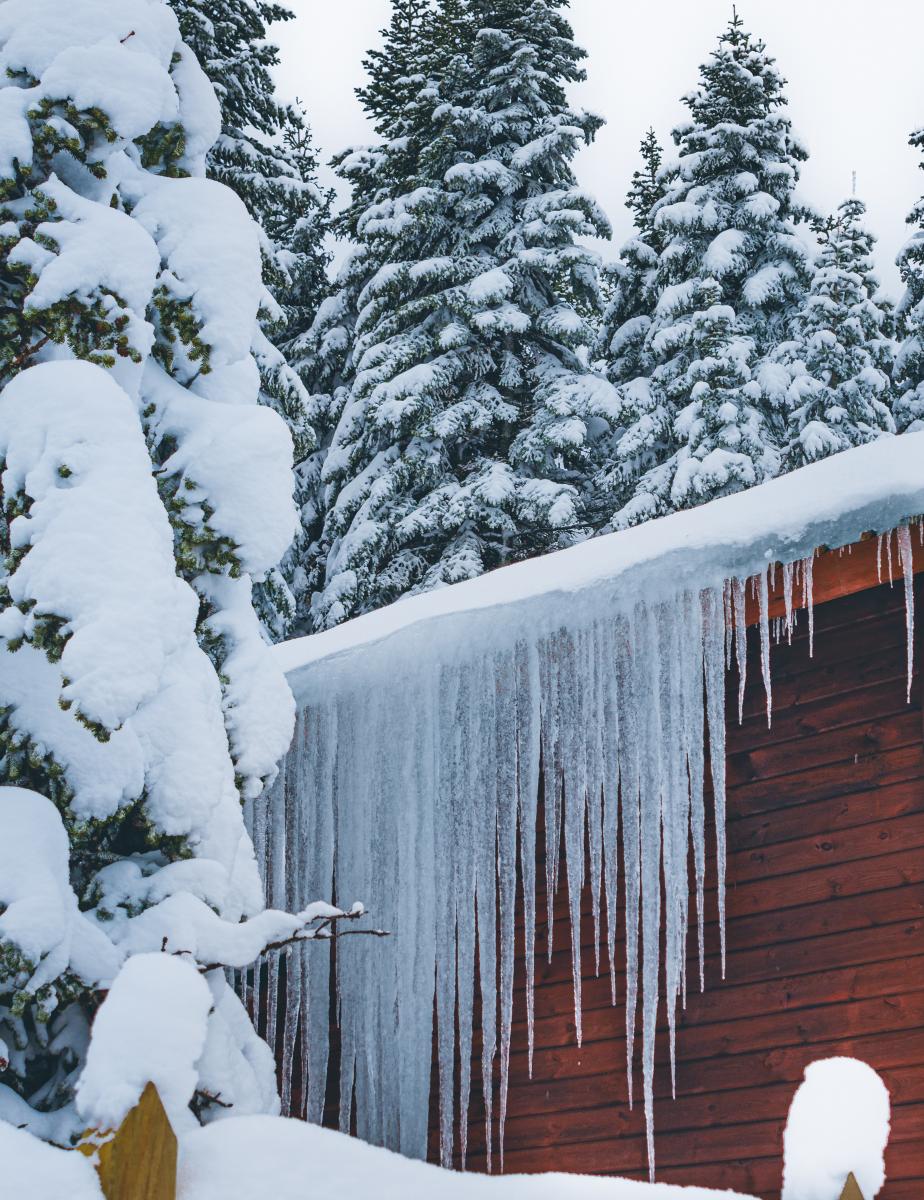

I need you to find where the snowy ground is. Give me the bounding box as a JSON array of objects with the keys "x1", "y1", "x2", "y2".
[{"x1": 3, "y1": 1112, "x2": 758, "y2": 1200}]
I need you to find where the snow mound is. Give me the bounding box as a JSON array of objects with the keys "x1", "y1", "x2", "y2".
[
  {"x1": 178, "y1": 1116, "x2": 758, "y2": 1200},
  {"x1": 0, "y1": 1120, "x2": 103, "y2": 1200},
  {"x1": 76, "y1": 953, "x2": 212, "y2": 1132},
  {"x1": 782, "y1": 1058, "x2": 890, "y2": 1200}
]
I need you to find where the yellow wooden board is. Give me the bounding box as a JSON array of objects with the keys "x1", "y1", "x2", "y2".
[
  {"x1": 77, "y1": 1082, "x2": 177, "y2": 1200},
  {"x1": 839, "y1": 1173, "x2": 865, "y2": 1200}
]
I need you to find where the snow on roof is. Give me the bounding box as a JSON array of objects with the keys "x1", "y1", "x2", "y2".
[{"x1": 277, "y1": 431, "x2": 924, "y2": 698}]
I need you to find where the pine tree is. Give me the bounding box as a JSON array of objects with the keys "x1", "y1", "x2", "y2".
[
  {"x1": 0, "y1": 0, "x2": 297, "y2": 1129},
  {"x1": 169, "y1": 0, "x2": 333, "y2": 637},
  {"x1": 895, "y1": 125, "x2": 924, "y2": 431},
  {"x1": 780, "y1": 197, "x2": 895, "y2": 467},
  {"x1": 593, "y1": 130, "x2": 670, "y2": 522},
  {"x1": 302, "y1": 0, "x2": 616, "y2": 630},
  {"x1": 604, "y1": 12, "x2": 811, "y2": 525}
]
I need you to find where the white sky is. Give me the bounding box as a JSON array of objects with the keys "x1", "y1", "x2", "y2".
[{"x1": 271, "y1": 0, "x2": 924, "y2": 296}]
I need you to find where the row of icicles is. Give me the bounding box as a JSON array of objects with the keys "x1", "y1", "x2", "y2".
[{"x1": 241, "y1": 523, "x2": 918, "y2": 1180}]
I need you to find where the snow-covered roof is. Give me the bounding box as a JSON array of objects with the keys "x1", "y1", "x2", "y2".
[{"x1": 276, "y1": 431, "x2": 924, "y2": 697}]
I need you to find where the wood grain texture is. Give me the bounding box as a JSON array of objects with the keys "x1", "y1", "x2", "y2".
[
  {"x1": 78, "y1": 1082, "x2": 177, "y2": 1200},
  {"x1": 450, "y1": 572, "x2": 924, "y2": 1199}
]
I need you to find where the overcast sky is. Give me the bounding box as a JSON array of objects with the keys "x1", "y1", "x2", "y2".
[{"x1": 271, "y1": 0, "x2": 924, "y2": 296}]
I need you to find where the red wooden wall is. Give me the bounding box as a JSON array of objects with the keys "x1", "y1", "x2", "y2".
[{"x1": 454, "y1": 575, "x2": 924, "y2": 1197}]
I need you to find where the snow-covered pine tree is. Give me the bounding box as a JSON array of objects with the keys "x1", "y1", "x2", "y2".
[
  {"x1": 593, "y1": 129, "x2": 670, "y2": 523},
  {"x1": 780, "y1": 197, "x2": 895, "y2": 467},
  {"x1": 304, "y1": 0, "x2": 616, "y2": 629},
  {"x1": 604, "y1": 11, "x2": 811, "y2": 525},
  {"x1": 169, "y1": 0, "x2": 333, "y2": 638},
  {"x1": 0, "y1": 0, "x2": 310, "y2": 1135},
  {"x1": 895, "y1": 125, "x2": 924, "y2": 431},
  {"x1": 281, "y1": 0, "x2": 441, "y2": 629}
]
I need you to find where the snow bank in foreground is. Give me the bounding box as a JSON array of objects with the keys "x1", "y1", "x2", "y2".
[
  {"x1": 1, "y1": 1113, "x2": 757, "y2": 1200},
  {"x1": 782, "y1": 1058, "x2": 890, "y2": 1200},
  {"x1": 178, "y1": 1117, "x2": 756, "y2": 1200},
  {"x1": 277, "y1": 430, "x2": 924, "y2": 688},
  {"x1": 0, "y1": 1120, "x2": 102, "y2": 1200}
]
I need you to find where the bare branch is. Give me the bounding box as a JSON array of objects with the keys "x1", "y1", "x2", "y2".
[{"x1": 165, "y1": 906, "x2": 390, "y2": 974}]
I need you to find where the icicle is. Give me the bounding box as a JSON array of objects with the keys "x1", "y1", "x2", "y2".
[
  {"x1": 561, "y1": 632, "x2": 586, "y2": 1048},
  {"x1": 475, "y1": 657, "x2": 498, "y2": 1173},
  {"x1": 637, "y1": 602, "x2": 663, "y2": 1182},
  {"x1": 255, "y1": 561, "x2": 751, "y2": 1183},
  {"x1": 614, "y1": 611, "x2": 640, "y2": 1109},
  {"x1": 758, "y1": 567, "x2": 772, "y2": 727},
  {"x1": 516, "y1": 642, "x2": 541, "y2": 1076},
  {"x1": 897, "y1": 525, "x2": 916, "y2": 702},
  {"x1": 686, "y1": 592, "x2": 706, "y2": 993},
  {"x1": 732, "y1": 577, "x2": 747, "y2": 723},
  {"x1": 434, "y1": 667, "x2": 460, "y2": 1168},
  {"x1": 876, "y1": 532, "x2": 884, "y2": 582},
  {"x1": 702, "y1": 586, "x2": 728, "y2": 979},
  {"x1": 584, "y1": 626, "x2": 605, "y2": 979},
  {"x1": 496, "y1": 650, "x2": 519, "y2": 1171},
  {"x1": 600, "y1": 622, "x2": 620, "y2": 1008},
  {"x1": 454, "y1": 663, "x2": 476, "y2": 1169},
  {"x1": 539, "y1": 643, "x2": 561, "y2": 962},
  {"x1": 802, "y1": 554, "x2": 815, "y2": 657},
  {"x1": 782, "y1": 560, "x2": 794, "y2": 643},
  {"x1": 886, "y1": 529, "x2": 894, "y2": 586}
]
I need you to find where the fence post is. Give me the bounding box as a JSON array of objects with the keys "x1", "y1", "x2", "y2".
[
  {"x1": 838, "y1": 1173, "x2": 865, "y2": 1200},
  {"x1": 77, "y1": 1081, "x2": 177, "y2": 1200}
]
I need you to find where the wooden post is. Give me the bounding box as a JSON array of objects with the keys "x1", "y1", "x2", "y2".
[
  {"x1": 838, "y1": 1173, "x2": 865, "y2": 1200},
  {"x1": 77, "y1": 1082, "x2": 177, "y2": 1200}
]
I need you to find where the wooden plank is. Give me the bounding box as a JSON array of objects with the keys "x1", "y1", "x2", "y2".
[
  {"x1": 729, "y1": 779, "x2": 924, "y2": 850},
  {"x1": 742, "y1": 532, "x2": 924, "y2": 627},
  {"x1": 78, "y1": 1082, "x2": 177, "y2": 1200},
  {"x1": 511, "y1": 952, "x2": 924, "y2": 1045},
  {"x1": 495, "y1": 1030, "x2": 924, "y2": 1121},
  {"x1": 504, "y1": 979, "x2": 924, "y2": 1073},
  {"x1": 729, "y1": 677, "x2": 915, "y2": 757},
  {"x1": 510, "y1": 991, "x2": 924, "y2": 1086},
  {"x1": 466, "y1": 1102, "x2": 924, "y2": 1176},
  {"x1": 528, "y1": 884, "x2": 924, "y2": 980},
  {"x1": 515, "y1": 919, "x2": 924, "y2": 1029},
  {"x1": 466, "y1": 1063, "x2": 924, "y2": 1153},
  {"x1": 726, "y1": 709, "x2": 923, "y2": 787},
  {"x1": 726, "y1": 742, "x2": 924, "y2": 813}
]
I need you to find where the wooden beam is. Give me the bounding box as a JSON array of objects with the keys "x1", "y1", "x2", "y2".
[
  {"x1": 77, "y1": 1082, "x2": 177, "y2": 1200},
  {"x1": 839, "y1": 1171, "x2": 866, "y2": 1200},
  {"x1": 744, "y1": 528, "x2": 924, "y2": 627}
]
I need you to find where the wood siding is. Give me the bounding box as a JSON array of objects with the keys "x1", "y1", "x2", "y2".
[{"x1": 452, "y1": 576, "x2": 924, "y2": 1197}]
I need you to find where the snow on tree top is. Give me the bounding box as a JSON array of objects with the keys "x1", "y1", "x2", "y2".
[{"x1": 277, "y1": 430, "x2": 924, "y2": 693}]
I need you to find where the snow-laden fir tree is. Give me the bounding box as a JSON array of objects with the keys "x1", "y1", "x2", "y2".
[
  {"x1": 304, "y1": 0, "x2": 617, "y2": 630},
  {"x1": 895, "y1": 125, "x2": 924, "y2": 431},
  {"x1": 779, "y1": 197, "x2": 895, "y2": 467},
  {"x1": 169, "y1": 0, "x2": 333, "y2": 637},
  {"x1": 603, "y1": 11, "x2": 812, "y2": 526},
  {"x1": 0, "y1": 0, "x2": 343, "y2": 1139},
  {"x1": 593, "y1": 129, "x2": 670, "y2": 525},
  {"x1": 282, "y1": 0, "x2": 444, "y2": 628}
]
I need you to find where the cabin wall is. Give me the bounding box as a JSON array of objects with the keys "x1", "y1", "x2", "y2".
[{"x1": 452, "y1": 577, "x2": 924, "y2": 1198}]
